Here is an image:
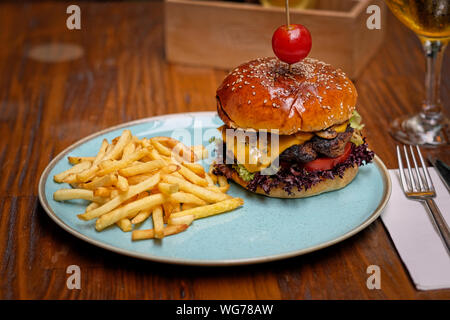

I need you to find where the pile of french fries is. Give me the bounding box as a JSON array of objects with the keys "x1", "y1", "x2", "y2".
[{"x1": 53, "y1": 130, "x2": 243, "y2": 241}]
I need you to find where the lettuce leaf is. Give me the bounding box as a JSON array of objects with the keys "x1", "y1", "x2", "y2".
[
  {"x1": 349, "y1": 110, "x2": 365, "y2": 146},
  {"x1": 351, "y1": 131, "x2": 364, "y2": 146},
  {"x1": 349, "y1": 110, "x2": 365, "y2": 130},
  {"x1": 232, "y1": 164, "x2": 255, "y2": 182}
]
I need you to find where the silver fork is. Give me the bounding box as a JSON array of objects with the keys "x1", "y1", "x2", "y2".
[{"x1": 397, "y1": 145, "x2": 450, "y2": 252}]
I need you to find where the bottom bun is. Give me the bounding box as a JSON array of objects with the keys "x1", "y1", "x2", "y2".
[{"x1": 230, "y1": 165, "x2": 359, "y2": 198}]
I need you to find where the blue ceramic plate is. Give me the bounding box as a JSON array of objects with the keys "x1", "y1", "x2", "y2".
[{"x1": 39, "y1": 112, "x2": 391, "y2": 266}]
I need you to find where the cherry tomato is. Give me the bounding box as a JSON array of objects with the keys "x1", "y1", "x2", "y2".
[
  {"x1": 304, "y1": 143, "x2": 353, "y2": 172},
  {"x1": 272, "y1": 24, "x2": 312, "y2": 65}
]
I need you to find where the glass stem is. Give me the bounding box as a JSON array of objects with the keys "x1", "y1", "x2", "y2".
[{"x1": 420, "y1": 38, "x2": 447, "y2": 124}]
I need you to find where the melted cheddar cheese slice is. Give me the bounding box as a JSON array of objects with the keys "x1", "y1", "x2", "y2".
[
  {"x1": 220, "y1": 127, "x2": 312, "y2": 172},
  {"x1": 219, "y1": 122, "x2": 348, "y2": 173}
]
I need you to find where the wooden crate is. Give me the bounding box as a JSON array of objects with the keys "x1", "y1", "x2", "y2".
[{"x1": 164, "y1": 0, "x2": 386, "y2": 79}]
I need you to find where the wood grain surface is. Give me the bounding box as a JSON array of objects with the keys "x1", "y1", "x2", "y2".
[
  {"x1": 165, "y1": 0, "x2": 386, "y2": 78},
  {"x1": 0, "y1": 1, "x2": 449, "y2": 299}
]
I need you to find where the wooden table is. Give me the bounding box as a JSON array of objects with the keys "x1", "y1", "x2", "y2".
[{"x1": 0, "y1": 1, "x2": 449, "y2": 299}]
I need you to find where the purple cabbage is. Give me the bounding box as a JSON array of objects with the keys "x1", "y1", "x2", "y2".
[{"x1": 213, "y1": 142, "x2": 374, "y2": 195}]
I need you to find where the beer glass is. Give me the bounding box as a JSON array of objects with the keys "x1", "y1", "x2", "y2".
[{"x1": 385, "y1": 0, "x2": 449, "y2": 145}]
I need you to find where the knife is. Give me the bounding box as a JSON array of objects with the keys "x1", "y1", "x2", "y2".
[{"x1": 428, "y1": 156, "x2": 450, "y2": 193}]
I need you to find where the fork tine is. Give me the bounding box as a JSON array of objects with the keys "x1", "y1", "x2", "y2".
[
  {"x1": 403, "y1": 145, "x2": 417, "y2": 191},
  {"x1": 396, "y1": 146, "x2": 409, "y2": 192},
  {"x1": 409, "y1": 145, "x2": 425, "y2": 191},
  {"x1": 416, "y1": 145, "x2": 435, "y2": 192}
]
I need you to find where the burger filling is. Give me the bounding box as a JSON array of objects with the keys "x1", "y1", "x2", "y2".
[{"x1": 212, "y1": 111, "x2": 374, "y2": 195}]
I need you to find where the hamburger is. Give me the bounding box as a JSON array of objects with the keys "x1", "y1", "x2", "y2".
[{"x1": 212, "y1": 57, "x2": 374, "y2": 198}]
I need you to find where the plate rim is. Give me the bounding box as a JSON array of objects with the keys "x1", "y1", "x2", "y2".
[{"x1": 38, "y1": 111, "x2": 392, "y2": 266}]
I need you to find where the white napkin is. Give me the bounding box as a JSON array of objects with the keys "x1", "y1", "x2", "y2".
[{"x1": 381, "y1": 168, "x2": 450, "y2": 291}]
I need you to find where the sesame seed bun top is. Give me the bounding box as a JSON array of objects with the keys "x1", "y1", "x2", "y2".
[{"x1": 216, "y1": 57, "x2": 357, "y2": 134}]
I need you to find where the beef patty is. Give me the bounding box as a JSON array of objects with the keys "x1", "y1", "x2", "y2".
[{"x1": 280, "y1": 126, "x2": 353, "y2": 162}]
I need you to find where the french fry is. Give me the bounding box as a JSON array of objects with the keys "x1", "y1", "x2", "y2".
[
  {"x1": 205, "y1": 173, "x2": 215, "y2": 186},
  {"x1": 136, "y1": 191, "x2": 150, "y2": 200},
  {"x1": 160, "y1": 164, "x2": 180, "y2": 175},
  {"x1": 75, "y1": 139, "x2": 110, "y2": 183},
  {"x1": 53, "y1": 189, "x2": 107, "y2": 203},
  {"x1": 182, "y1": 203, "x2": 198, "y2": 210},
  {"x1": 127, "y1": 174, "x2": 153, "y2": 185},
  {"x1": 61, "y1": 174, "x2": 79, "y2": 184},
  {"x1": 110, "y1": 189, "x2": 119, "y2": 199},
  {"x1": 116, "y1": 175, "x2": 129, "y2": 192},
  {"x1": 168, "y1": 214, "x2": 194, "y2": 226},
  {"x1": 172, "y1": 202, "x2": 181, "y2": 213},
  {"x1": 151, "y1": 140, "x2": 187, "y2": 166},
  {"x1": 206, "y1": 185, "x2": 228, "y2": 193},
  {"x1": 178, "y1": 164, "x2": 208, "y2": 187},
  {"x1": 53, "y1": 189, "x2": 94, "y2": 201},
  {"x1": 139, "y1": 138, "x2": 152, "y2": 148},
  {"x1": 163, "y1": 175, "x2": 229, "y2": 203},
  {"x1": 157, "y1": 182, "x2": 179, "y2": 195},
  {"x1": 76, "y1": 165, "x2": 99, "y2": 183},
  {"x1": 54, "y1": 161, "x2": 91, "y2": 183},
  {"x1": 131, "y1": 224, "x2": 188, "y2": 241},
  {"x1": 169, "y1": 192, "x2": 207, "y2": 206},
  {"x1": 116, "y1": 218, "x2": 133, "y2": 232},
  {"x1": 171, "y1": 198, "x2": 244, "y2": 220},
  {"x1": 78, "y1": 173, "x2": 161, "y2": 221},
  {"x1": 80, "y1": 174, "x2": 117, "y2": 190},
  {"x1": 131, "y1": 210, "x2": 151, "y2": 224},
  {"x1": 96, "y1": 148, "x2": 150, "y2": 176},
  {"x1": 151, "y1": 139, "x2": 172, "y2": 157},
  {"x1": 148, "y1": 148, "x2": 166, "y2": 162},
  {"x1": 103, "y1": 129, "x2": 132, "y2": 160},
  {"x1": 68, "y1": 156, "x2": 95, "y2": 165},
  {"x1": 95, "y1": 193, "x2": 165, "y2": 231},
  {"x1": 152, "y1": 205, "x2": 164, "y2": 239},
  {"x1": 140, "y1": 156, "x2": 153, "y2": 162},
  {"x1": 118, "y1": 160, "x2": 165, "y2": 177},
  {"x1": 94, "y1": 139, "x2": 110, "y2": 162},
  {"x1": 93, "y1": 187, "x2": 112, "y2": 198},
  {"x1": 217, "y1": 175, "x2": 230, "y2": 192},
  {"x1": 151, "y1": 137, "x2": 197, "y2": 162},
  {"x1": 86, "y1": 202, "x2": 100, "y2": 212},
  {"x1": 182, "y1": 162, "x2": 205, "y2": 177},
  {"x1": 162, "y1": 202, "x2": 174, "y2": 224},
  {"x1": 111, "y1": 137, "x2": 120, "y2": 144},
  {"x1": 171, "y1": 171, "x2": 184, "y2": 179},
  {"x1": 122, "y1": 141, "x2": 136, "y2": 158}
]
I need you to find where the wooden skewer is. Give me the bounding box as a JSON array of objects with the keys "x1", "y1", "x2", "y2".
[
  {"x1": 286, "y1": 0, "x2": 292, "y2": 72},
  {"x1": 285, "y1": 0, "x2": 290, "y2": 27}
]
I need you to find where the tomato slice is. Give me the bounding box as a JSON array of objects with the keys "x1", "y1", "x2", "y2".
[{"x1": 304, "y1": 143, "x2": 353, "y2": 172}]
